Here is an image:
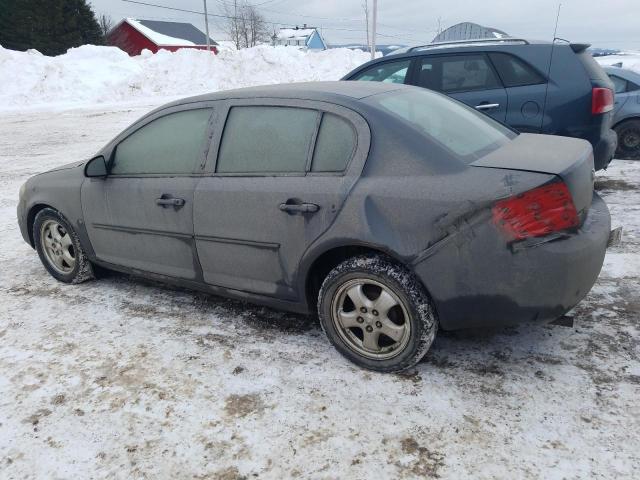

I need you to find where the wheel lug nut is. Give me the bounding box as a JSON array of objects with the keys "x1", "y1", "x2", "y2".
[
  {"x1": 360, "y1": 307, "x2": 367, "y2": 313},
  {"x1": 365, "y1": 325, "x2": 373, "y2": 332},
  {"x1": 357, "y1": 316, "x2": 364, "y2": 323},
  {"x1": 372, "y1": 309, "x2": 379, "y2": 316},
  {"x1": 376, "y1": 321, "x2": 382, "y2": 328}
]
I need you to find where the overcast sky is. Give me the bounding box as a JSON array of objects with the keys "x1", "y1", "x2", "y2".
[{"x1": 90, "y1": 0, "x2": 639, "y2": 50}]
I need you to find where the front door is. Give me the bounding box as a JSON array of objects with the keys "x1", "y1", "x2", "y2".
[
  {"x1": 81, "y1": 107, "x2": 214, "y2": 280},
  {"x1": 194, "y1": 101, "x2": 369, "y2": 300}
]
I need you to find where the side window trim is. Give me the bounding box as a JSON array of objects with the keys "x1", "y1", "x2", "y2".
[
  {"x1": 305, "y1": 111, "x2": 324, "y2": 172},
  {"x1": 106, "y1": 104, "x2": 216, "y2": 177}
]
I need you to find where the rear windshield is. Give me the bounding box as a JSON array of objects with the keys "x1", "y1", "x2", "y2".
[{"x1": 367, "y1": 88, "x2": 516, "y2": 163}]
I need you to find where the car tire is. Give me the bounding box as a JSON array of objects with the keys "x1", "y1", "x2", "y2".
[
  {"x1": 318, "y1": 254, "x2": 437, "y2": 372},
  {"x1": 33, "y1": 208, "x2": 94, "y2": 284},
  {"x1": 615, "y1": 119, "x2": 640, "y2": 159}
]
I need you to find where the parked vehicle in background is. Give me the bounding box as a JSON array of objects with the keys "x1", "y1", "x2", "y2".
[
  {"x1": 343, "y1": 39, "x2": 617, "y2": 170},
  {"x1": 604, "y1": 66, "x2": 640, "y2": 159},
  {"x1": 18, "y1": 82, "x2": 613, "y2": 372}
]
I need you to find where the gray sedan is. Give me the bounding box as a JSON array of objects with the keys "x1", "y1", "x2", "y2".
[
  {"x1": 605, "y1": 66, "x2": 640, "y2": 158},
  {"x1": 17, "y1": 82, "x2": 612, "y2": 372}
]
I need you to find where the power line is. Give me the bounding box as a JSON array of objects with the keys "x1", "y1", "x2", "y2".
[{"x1": 120, "y1": 0, "x2": 430, "y2": 44}]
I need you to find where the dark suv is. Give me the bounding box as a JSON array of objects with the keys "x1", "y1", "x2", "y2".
[{"x1": 343, "y1": 39, "x2": 617, "y2": 170}]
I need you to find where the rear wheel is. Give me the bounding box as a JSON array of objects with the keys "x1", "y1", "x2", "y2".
[
  {"x1": 33, "y1": 208, "x2": 94, "y2": 284},
  {"x1": 615, "y1": 119, "x2": 640, "y2": 159},
  {"x1": 318, "y1": 255, "x2": 437, "y2": 372}
]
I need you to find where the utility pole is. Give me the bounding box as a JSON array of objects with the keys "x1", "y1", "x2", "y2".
[
  {"x1": 370, "y1": 0, "x2": 377, "y2": 60},
  {"x1": 203, "y1": 0, "x2": 211, "y2": 52}
]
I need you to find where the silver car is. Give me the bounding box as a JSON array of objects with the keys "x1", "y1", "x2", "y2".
[{"x1": 605, "y1": 66, "x2": 640, "y2": 159}]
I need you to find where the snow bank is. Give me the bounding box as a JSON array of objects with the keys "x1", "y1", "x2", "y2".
[
  {"x1": 0, "y1": 44, "x2": 371, "y2": 110},
  {"x1": 595, "y1": 52, "x2": 640, "y2": 73}
]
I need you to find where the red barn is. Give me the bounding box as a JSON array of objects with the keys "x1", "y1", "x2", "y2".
[{"x1": 107, "y1": 18, "x2": 218, "y2": 56}]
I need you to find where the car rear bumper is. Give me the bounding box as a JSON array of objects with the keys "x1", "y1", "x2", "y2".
[
  {"x1": 592, "y1": 128, "x2": 617, "y2": 170},
  {"x1": 413, "y1": 192, "x2": 611, "y2": 330}
]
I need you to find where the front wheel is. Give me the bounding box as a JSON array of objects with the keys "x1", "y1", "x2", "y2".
[
  {"x1": 615, "y1": 119, "x2": 640, "y2": 159},
  {"x1": 33, "y1": 208, "x2": 94, "y2": 284},
  {"x1": 318, "y1": 255, "x2": 437, "y2": 372}
]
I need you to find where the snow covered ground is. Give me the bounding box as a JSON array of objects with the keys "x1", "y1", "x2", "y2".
[
  {"x1": 0, "y1": 103, "x2": 639, "y2": 479},
  {"x1": 596, "y1": 52, "x2": 640, "y2": 72}
]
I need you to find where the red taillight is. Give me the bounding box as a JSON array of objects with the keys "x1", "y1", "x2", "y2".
[
  {"x1": 592, "y1": 87, "x2": 614, "y2": 115},
  {"x1": 492, "y1": 182, "x2": 579, "y2": 242}
]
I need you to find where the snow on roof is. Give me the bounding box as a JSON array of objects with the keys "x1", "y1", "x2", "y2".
[
  {"x1": 125, "y1": 18, "x2": 217, "y2": 47},
  {"x1": 277, "y1": 28, "x2": 316, "y2": 41}
]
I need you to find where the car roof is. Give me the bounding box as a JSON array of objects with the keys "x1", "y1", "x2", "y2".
[
  {"x1": 380, "y1": 38, "x2": 552, "y2": 58},
  {"x1": 343, "y1": 39, "x2": 556, "y2": 79},
  {"x1": 160, "y1": 81, "x2": 405, "y2": 109}
]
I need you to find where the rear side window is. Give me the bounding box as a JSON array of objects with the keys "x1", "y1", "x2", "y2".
[
  {"x1": 352, "y1": 59, "x2": 410, "y2": 84},
  {"x1": 417, "y1": 54, "x2": 501, "y2": 93},
  {"x1": 368, "y1": 88, "x2": 516, "y2": 163},
  {"x1": 111, "y1": 109, "x2": 211, "y2": 175},
  {"x1": 609, "y1": 74, "x2": 628, "y2": 94},
  {"x1": 488, "y1": 53, "x2": 545, "y2": 87},
  {"x1": 217, "y1": 106, "x2": 317, "y2": 173},
  {"x1": 311, "y1": 113, "x2": 356, "y2": 172}
]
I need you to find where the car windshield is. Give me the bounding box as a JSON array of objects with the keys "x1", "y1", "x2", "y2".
[{"x1": 366, "y1": 88, "x2": 517, "y2": 163}]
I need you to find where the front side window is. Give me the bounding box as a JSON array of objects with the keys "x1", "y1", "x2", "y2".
[
  {"x1": 111, "y1": 109, "x2": 211, "y2": 175},
  {"x1": 417, "y1": 54, "x2": 501, "y2": 93},
  {"x1": 352, "y1": 59, "x2": 411, "y2": 84},
  {"x1": 311, "y1": 113, "x2": 356, "y2": 172},
  {"x1": 488, "y1": 52, "x2": 545, "y2": 87},
  {"x1": 368, "y1": 88, "x2": 516, "y2": 163},
  {"x1": 609, "y1": 74, "x2": 628, "y2": 94},
  {"x1": 217, "y1": 106, "x2": 318, "y2": 173}
]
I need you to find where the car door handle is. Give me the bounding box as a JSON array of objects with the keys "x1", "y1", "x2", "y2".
[
  {"x1": 279, "y1": 202, "x2": 319, "y2": 213},
  {"x1": 156, "y1": 197, "x2": 185, "y2": 207},
  {"x1": 475, "y1": 103, "x2": 500, "y2": 110}
]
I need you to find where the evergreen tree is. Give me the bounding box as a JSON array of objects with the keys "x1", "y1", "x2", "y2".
[{"x1": 0, "y1": 0, "x2": 104, "y2": 56}]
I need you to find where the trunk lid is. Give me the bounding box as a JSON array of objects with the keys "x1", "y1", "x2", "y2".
[{"x1": 470, "y1": 133, "x2": 595, "y2": 218}]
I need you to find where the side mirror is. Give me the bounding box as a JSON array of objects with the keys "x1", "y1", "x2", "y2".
[{"x1": 85, "y1": 156, "x2": 108, "y2": 178}]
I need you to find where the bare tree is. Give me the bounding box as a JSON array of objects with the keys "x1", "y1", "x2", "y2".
[
  {"x1": 362, "y1": 0, "x2": 370, "y2": 49},
  {"x1": 435, "y1": 16, "x2": 443, "y2": 37},
  {"x1": 223, "y1": 0, "x2": 269, "y2": 49},
  {"x1": 99, "y1": 14, "x2": 113, "y2": 38}
]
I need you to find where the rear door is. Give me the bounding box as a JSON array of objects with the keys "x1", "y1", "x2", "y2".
[
  {"x1": 411, "y1": 53, "x2": 508, "y2": 122},
  {"x1": 488, "y1": 52, "x2": 547, "y2": 132},
  {"x1": 81, "y1": 105, "x2": 214, "y2": 280},
  {"x1": 193, "y1": 99, "x2": 370, "y2": 300}
]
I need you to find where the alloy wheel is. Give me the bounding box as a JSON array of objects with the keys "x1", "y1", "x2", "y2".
[
  {"x1": 331, "y1": 278, "x2": 411, "y2": 360},
  {"x1": 40, "y1": 219, "x2": 76, "y2": 274}
]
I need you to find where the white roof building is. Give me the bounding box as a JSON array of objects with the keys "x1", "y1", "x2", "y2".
[{"x1": 274, "y1": 26, "x2": 327, "y2": 51}]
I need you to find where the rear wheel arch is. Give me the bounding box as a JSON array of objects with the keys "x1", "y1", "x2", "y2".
[
  {"x1": 612, "y1": 116, "x2": 640, "y2": 130},
  {"x1": 303, "y1": 243, "x2": 418, "y2": 312}
]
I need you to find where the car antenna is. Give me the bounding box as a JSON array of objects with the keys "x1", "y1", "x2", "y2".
[{"x1": 542, "y1": 2, "x2": 562, "y2": 120}]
